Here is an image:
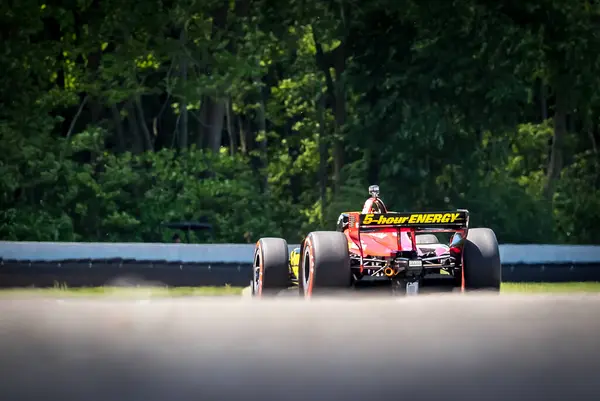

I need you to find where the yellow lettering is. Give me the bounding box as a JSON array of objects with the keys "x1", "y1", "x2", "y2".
[{"x1": 365, "y1": 213, "x2": 462, "y2": 226}]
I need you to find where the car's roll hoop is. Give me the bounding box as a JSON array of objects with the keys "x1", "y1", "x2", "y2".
[
  {"x1": 362, "y1": 184, "x2": 388, "y2": 214},
  {"x1": 368, "y1": 184, "x2": 380, "y2": 198}
]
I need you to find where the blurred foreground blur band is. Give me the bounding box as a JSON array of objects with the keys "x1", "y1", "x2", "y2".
[{"x1": 0, "y1": 293, "x2": 599, "y2": 401}]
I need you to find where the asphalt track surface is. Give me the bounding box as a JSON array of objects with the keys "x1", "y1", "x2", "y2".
[{"x1": 1, "y1": 293, "x2": 600, "y2": 401}]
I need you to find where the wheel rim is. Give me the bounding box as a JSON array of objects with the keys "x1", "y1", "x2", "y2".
[
  {"x1": 252, "y1": 250, "x2": 261, "y2": 295},
  {"x1": 302, "y1": 246, "x2": 311, "y2": 296}
]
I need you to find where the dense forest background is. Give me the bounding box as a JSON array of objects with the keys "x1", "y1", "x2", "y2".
[{"x1": 1, "y1": 0, "x2": 599, "y2": 244}]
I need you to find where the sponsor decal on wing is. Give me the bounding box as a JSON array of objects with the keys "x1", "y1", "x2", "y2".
[{"x1": 361, "y1": 212, "x2": 466, "y2": 226}]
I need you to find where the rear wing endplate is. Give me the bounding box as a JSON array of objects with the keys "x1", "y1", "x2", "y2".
[{"x1": 358, "y1": 210, "x2": 469, "y2": 230}]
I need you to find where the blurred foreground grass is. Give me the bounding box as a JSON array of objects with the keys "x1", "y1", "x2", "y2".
[
  {"x1": 501, "y1": 282, "x2": 600, "y2": 293},
  {"x1": 0, "y1": 282, "x2": 599, "y2": 297},
  {"x1": 0, "y1": 285, "x2": 244, "y2": 297}
]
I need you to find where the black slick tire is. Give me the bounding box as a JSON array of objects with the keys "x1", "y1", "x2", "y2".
[
  {"x1": 298, "y1": 231, "x2": 351, "y2": 298},
  {"x1": 252, "y1": 238, "x2": 290, "y2": 297},
  {"x1": 462, "y1": 228, "x2": 502, "y2": 292}
]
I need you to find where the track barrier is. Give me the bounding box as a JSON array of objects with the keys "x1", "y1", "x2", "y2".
[{"x1": 1, "y1": 241, "x2": 599, "y2": 288}]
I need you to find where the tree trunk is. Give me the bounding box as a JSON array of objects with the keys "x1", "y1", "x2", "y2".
[
  {"x1": 206, "y1": 98, "x2": 226, "y2": 153},
  {"x1": 197, "y1": 1, "x2": 229, "y2": 153},
  {"x1": 543, "y1": 86, "x2": 569, "y2": 199},
  {"x1": 332, "y1": 43, "x2": 347, "y2": 195},
  {"x1": 239, "y1": 115, "x2": 248, "y2": 154},
  {"x1": 313, "y1": 29, "x2": 346, "y2": 196},
  {"x1": 110, "y1": 104, "x2": 126, "y2": 153},
  {"x1": 317, "y1": 93, "x2": 328, "y2": 224},
  {"x1": 225, "y1": 97, "x2": 237, "y2": 156},
  {"x1": 255, "y1": 77, "x2": 268, "y2": 192},
  {"x1": 135, "y1": 95, "x2": 153, "y2": 151},
  {"x1": 540, "y1": 79, "x2": 548, "y2": 122},
  {"x1": 179, "y1": 27, "x2": 189, "y2": 149},
  {"x1": 125, "y1": 101, "x2": 145, "y2": 154},
  {"x1": 588, "y1": 118, "x2": 598, "y2": 155}
]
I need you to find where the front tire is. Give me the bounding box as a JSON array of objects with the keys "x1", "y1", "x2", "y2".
[
  {"x1": 462, "y1": 228, "x2": 502, "y2": 292},
  {"x1": 298, "y1": 231, "x2": 351, "y2": 298},
  {"x1": 252, "y1": 238, "x2": 290, "y2": 297}
]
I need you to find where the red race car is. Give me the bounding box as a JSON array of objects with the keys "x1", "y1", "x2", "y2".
[{"x1": 252, "y1": 185, "x2": 501, "y2": 297}]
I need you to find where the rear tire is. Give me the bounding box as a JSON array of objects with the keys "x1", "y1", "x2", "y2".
[
  {"x1": 462, "y1": 228, "x2": 501, "y2": 292},
  {"x1": 298, "y1": 231, "x2": 352, "y2": 298},
  {"x1": 252, "y1": 238, "x2": 290, "y2": 297}
]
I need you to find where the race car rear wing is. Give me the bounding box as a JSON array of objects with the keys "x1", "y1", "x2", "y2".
[{"x1": 358, "y1": 210, "x2": 469, "y2": 230}]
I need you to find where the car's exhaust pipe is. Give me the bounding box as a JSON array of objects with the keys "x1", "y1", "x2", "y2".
[{"x1": 384, "y1": 267, "x2": 397, "y2": 277}]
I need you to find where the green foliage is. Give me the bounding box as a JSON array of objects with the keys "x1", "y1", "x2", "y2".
[
  {"x1": 1, "y1": 0, "x2": 599, "y2": 245},
  {"x1": 1, "y1": 135, "x2": 301, "y2": 243},
  {"x1": 554, "y1": 152, "x2": 600, "y2": 244}
]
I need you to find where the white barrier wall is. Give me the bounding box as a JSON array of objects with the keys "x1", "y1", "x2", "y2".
[{"x1": 1, "y1": 241, "x2": 600, "y2": 265}]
